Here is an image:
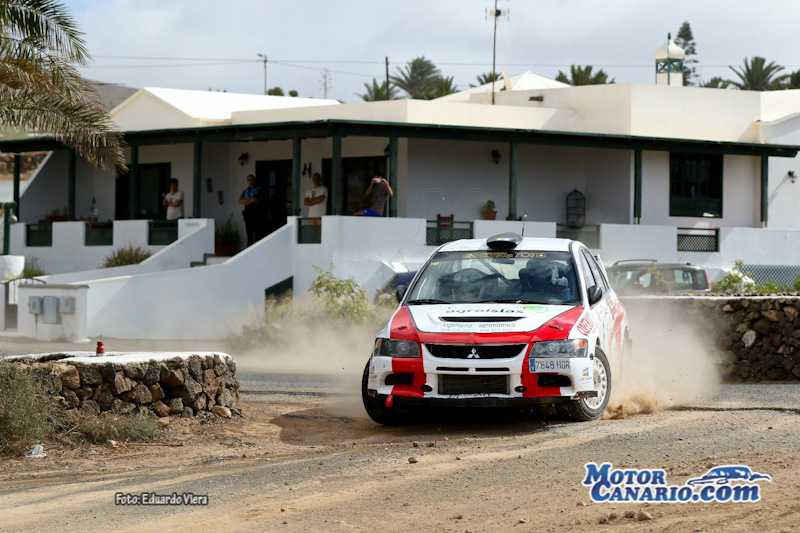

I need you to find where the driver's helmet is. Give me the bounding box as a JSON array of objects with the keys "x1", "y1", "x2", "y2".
[
  {"x1": 527, "y1": 260, "x2": 556, "y2": 286},
  {"x1": 453, "y1": 269, "x2": 482, "y2": 301}
]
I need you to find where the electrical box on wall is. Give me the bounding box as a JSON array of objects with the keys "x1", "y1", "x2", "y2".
[
  {"x1": 43, "y1": 296, "x2": 60, "y2": 324},
  {"x1": 59, "y1": 296, "x2": 76, "y2": 314},
  {"x1": 28, "y1": 296, "x2": 43, "y2": 314}
]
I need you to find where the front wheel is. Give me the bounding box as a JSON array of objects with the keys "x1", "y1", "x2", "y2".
[
  {"x1": 557, "y1": 348, "x2": 611, "y2": 421},
  {"x1": 361, "y1": 360, "x2": 410, "y2": 426}
]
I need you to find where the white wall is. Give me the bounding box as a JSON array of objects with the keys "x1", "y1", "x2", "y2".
[{"x1": 17, "y1": 284, "x2": 89, "y2": 342}]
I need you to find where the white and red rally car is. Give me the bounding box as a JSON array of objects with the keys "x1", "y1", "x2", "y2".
[{"x1": 362, "y1": 232, "x2": 630, "y2": 424}]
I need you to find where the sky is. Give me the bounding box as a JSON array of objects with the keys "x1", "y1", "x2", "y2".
[{"x1": 64, "y1": 0, "x2": 800, "y2": 102}]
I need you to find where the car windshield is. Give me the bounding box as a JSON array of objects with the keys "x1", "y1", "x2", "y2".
[{"x1": 406, "y1": 250, "x2": 580, "y2": 305}]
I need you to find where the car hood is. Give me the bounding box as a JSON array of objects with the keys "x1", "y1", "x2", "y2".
[{"x1": 407, "y1": 303, "x2": 577, "y2": 334}]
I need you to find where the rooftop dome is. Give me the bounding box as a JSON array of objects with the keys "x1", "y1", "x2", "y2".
[{"x1": 654, "y1": 33, "x2": 686, "y2": 60}]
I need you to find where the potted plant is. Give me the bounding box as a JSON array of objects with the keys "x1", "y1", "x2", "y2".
[
  {"x1": 215, "y1": 214, "x2": 240, "y2": 256},
  {"x1": 482, "y1": 199, "x2": 497, "y2": 220}
]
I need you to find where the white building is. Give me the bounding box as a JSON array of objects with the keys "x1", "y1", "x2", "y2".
[{"x1": 3, "y1": 37, "x2": 800, "y2": 338}]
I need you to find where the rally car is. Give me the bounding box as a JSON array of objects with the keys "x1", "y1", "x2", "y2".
[{"x1": 362, "y1": 232, "x2": 630, "y2": 425}]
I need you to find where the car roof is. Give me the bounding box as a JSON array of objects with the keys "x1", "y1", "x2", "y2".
[
  {"x1": 438, "y1": 237, "x2": 575, "y2": 253},
  {"x1": 608, "y1": 261, "x2": 703, "y2": 269}
]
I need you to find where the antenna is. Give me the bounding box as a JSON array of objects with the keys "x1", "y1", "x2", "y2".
[
  {"x1": 521, "y1": 212, "x2": 527, "y2": 237},
  {"x1": 319, "y1": 69, "x2": 331, "y2": 99},
  {"x1": 485, "y1": 0, "x2": 510, "y2": 105}
]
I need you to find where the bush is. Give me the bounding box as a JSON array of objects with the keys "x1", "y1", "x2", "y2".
[
  {"x1": 712, "y1": 260, "x2": 754, "y2": 293},
  {"x1": 215, "y1": 214, "x2": 240, "y2": 245},
  {"x1": 102, "y1": 245, "x2": 151, "y2": 268},
  {"x1": 78, "y1": 413, "x2": 163, "y2": 444},
  {"x1": 0, "y1": 361, "x2": 61, "y2": 455},
  {"x1": 308, "y1": 265, "x2": 373, "y2": 321},
  {"x1": 22, "y1": 256, "x2": 45, "y2": 277}
]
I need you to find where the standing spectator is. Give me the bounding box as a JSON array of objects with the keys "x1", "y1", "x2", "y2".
[
  {"x1": 162, "y1": 178, "x2": 184, "y2": 220},
  {"x1": 304, "y1": 172, "x2": 328, "y2": 224},
  {"x1": 239, "y1": 174, "x2": 264, "y2": 246},
  {"x1": 354, "y1": 172, "x2": 393, "y2": 216}
]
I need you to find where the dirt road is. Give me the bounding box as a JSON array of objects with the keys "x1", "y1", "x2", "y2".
[{"x1": 1, "y1": 366, "x2": 799, "y2": 533}]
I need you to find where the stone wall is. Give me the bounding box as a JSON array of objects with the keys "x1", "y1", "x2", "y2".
[
  {"x1": 622, "y1": 296, "x2": 800, "y2": 382},
  {"x1": 5, "y1": 353, "x2": 239, "y2": 418}
]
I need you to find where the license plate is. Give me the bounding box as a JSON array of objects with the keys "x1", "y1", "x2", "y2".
[{"x1": 530, "y1": 358, "x2": 570, "y2": 372}]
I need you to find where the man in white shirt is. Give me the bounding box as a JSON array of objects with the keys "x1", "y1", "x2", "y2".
[
  {"x1": 304, "y1": 173, "x2": 327, "y2": 223},
  {"x1": 162, "y1": 178, "x2": 184, "y2": 220}
]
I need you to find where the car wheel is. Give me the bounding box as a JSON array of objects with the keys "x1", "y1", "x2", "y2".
[
  {"x1": 557, "y1": 348, "x2": 611, "y2": 422},
  {"x1": 361, "y1": 360, "x2": 411, "y2": 426}
]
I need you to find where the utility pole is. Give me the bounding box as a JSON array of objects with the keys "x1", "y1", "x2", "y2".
[
  {"x1": 385, "y1": 56, "x2": 390, "y2": 99},
  {"x1": 257, "y1": 53, "x2": 268, "y2": 95},
  {"x1": 320, "y1": 69, "x2": 331, "y2": 99},
  {"x1": 486, "y1": 0, "x2": 509, "y2": 105}
]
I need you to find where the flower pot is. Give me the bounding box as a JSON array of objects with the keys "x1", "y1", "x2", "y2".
[
  {"x1": 482, "y1": 210, "x2": 497, "y2": 221},
  {"x1": 215, "y1": 243, "x2": 238, "y2": 257}
]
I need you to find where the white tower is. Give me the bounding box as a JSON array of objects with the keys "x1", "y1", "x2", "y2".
[{"x1": 654, "y1": 33, "x2": 685, "y2": 86}]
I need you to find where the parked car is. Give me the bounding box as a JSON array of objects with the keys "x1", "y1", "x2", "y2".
[
  {"x1": 605, "y1": 260, "x2": 710, "y2": 295},
  {"x1": 362, "y1": 232, "x2": 630, "y2": 425}
]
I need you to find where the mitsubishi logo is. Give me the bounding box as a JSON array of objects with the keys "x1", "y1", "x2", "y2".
[{"x1": 467, "y1": 348, "x2": 481, "y2": 359}]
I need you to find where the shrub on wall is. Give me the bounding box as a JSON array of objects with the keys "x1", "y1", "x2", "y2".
[
  {"x1": 102, "y1": 245, "x2": 151, "y2": 268},
  {"x1": 22, "y1": 256, "x2": 45, "y2": 277}
]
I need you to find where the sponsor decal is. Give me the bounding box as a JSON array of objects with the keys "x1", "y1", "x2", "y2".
[
  {"x1": 576, "y1": 314, "x2": 595, "y2": 335},
  {"x1": 467, "y1": 348, "x2": 481, "y2": 359},
  {"x1": 443, "y1": 307, "x2": 526, "y2": 314},
  {"x1": 522, "y1": 305, "x2": 547, "y2": 312},
  {"x1": 582, "y1": 463, "x2": 770, "y2": 503}
]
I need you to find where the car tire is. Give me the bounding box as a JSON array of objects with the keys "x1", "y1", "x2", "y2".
[
  {"x1": 557, "y1": 348, "x2": 611, "y2": 422},
  {"x1": 361, "y1": 360, "x2": 410, "y2": 426}
]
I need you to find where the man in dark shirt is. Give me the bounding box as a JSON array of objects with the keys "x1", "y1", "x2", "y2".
[
  {"x1": 238, "y1": 174, "x2": 264, "y2": 246},
  {"x1": 354, "y1": 172, "x2": 393, "y2": 216}
]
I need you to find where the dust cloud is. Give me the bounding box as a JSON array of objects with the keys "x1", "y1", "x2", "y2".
[{"x1": 606, "y1": 299, "x2": 723, "y2": 419}]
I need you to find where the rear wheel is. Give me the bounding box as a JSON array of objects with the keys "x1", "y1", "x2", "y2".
[
  {"x1": 557, "y1": 349, "x2": 611, "y2": 421},
  {"x1": 361, "y1": 360, "x2": 411, "y2": 426}
]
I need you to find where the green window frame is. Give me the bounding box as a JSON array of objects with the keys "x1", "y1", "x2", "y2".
[{"x1": 669, "y1": 153, "x2": 723, "y2": 218}]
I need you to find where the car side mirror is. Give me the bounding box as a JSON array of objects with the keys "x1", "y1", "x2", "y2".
[
  {"x1": 395, "y1": 285, "x2": 407, "y2": 303},
  {"x1": 587, "y1": 285, "x2": 603, "y2": 306}
]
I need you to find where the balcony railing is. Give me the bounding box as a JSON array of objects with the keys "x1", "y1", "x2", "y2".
[
  {"x1": 26, "y1": 222, "x2": 52, "y2": 247},
  {"x1": 556, "y1": 224, "x2": 600, "y2": 248},
  {"x1": 84, "y1": 222, "x2": 113, "y2": 246},
  {"x1": 297, "y1": 218, "x2": 322, "y2": 244},
  {"x1": 148, "y1": 220, "x2": 178, "y2": 246},
  {"x1": 677, "y1": 227, "x2": 719, "y2": 252},
  {"x1": 425, "y1": 220, "x2": 473, "y2": 246}
]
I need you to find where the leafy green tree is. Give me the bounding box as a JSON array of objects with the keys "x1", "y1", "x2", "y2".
[
  {"x1": 0, "y1": 0, "x2": 124, "y2": 171},
  {"x1": 555, "y1": 65, "x2": 614, "y2": 86},
  {"x1": 781, "y1": 69, "x2": 800, "y2": 89},
  {"x1": 674, "y1": 22, "x2": 698, "y2": 86},
  {"x1": 727, "y1": 56, "x2": 788, "y2": 91},
  {"x1": 391, "y1": 56, "x2": 440, "y2": 99},
  {"x1": 427, "y1": 76, "x2": 458, "y2": 98},
  {"x1": 267, "y1": 87, "x2": 284, "y2": 96},
  {"x1": 358, "y1": 79, "x2": 398, "y2": 101},
  {"x1": 700, "y1": 77, "x2": 730, "y2": 89},
  {"x1": 472, "y1": 71, "x2": 499, "y2": 87},
  {"x1": 288, "y1": 90, "x2": 298, "y2": 97}
]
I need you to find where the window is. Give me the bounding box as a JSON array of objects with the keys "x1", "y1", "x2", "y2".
[
  {"x1": 669, "y1": 153, "x2": 723, "y2": 218},
  {"x1": 579, "y1": 252, "x2": 596, "y2": 290}
]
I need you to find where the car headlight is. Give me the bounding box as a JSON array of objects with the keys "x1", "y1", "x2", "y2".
[
  {"x1": 375, "y1": 338, "x2": 420, "y2": 358},
  {"x1": 530, "y1": 339, "x2": 588, "y2": 358}
]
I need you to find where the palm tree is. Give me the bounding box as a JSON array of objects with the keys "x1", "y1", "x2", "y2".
[
  {"x1": 357, "y1": 79, "x2": 398, "y2": 101},
  {"x1": 390, "y1": 56, "x2": 440, "y2": 99},
  {"x1": 472, "y1": 71, "x2": 499, "y2": 87},
  {"x1": 726, "y1": 56, "x2": 788, "y2": 91},
  {"x1": 555, "y1": 65, "x2": 614, "y2": 86},
  {"x1": 427, "y1": 76, "x2": 458, "y2": 98},
  {"x1": 700, "y1": 77, "x2": 730, "y2": 89},
  {"x1": 0, "y1": 0, "x2": 124, "y2": 171},
  {"x1": 781, "y1": 69, "x2": 800, "y2": 90}
]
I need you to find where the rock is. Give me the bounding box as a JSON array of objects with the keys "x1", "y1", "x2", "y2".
[
  {"x1": 735, "y1": 322, "x2": 750, "y2": 334},
  {"x1": 96, "y1": 384, "x2": 114, "y2": 411},
  {"x1": 753, "y1": 319, "x2": 773, "y2": 336},
  {"x1": 577, "y1": 501, "x2": 587, "y2": 507},
  {"x1": 123, "y1": 364, "x2": 146, "y2": 380},
  {"x1": 122, "y1": 383, "x2": 152, "y2": 404},
  {"x1": 161, "y1": 369, "x2": 184, "y2": 388},
  {"x1": 80, "y1": 399, "x2": 100, "y2": 415},
  {"x1": 793, "y1": 365, "x2": 800, "y2": 378},
  {"x1": 636, "y1": 511, "x2": 653, "y2": 521},
  {"x1": 784, "y1": 306, "x2": 799, "y2": 320},
  {"x1": 216, "y1": 388, "x2": 235, "y2": 407},
  {"x1": 609, "y1": 512, "x2": 620, "y2": 520},
  {"x1": 202, "y1": 369, "x2": 222, "y2": 397},
  {"x1": 110, "y1": 398, "x2": 122, "y2": 413},
  {"x1": 599, "y1": 514, "x2": 610, "y2": 525},
  {"x1": 742, "y1": 330, "x2": 758, "y2": 348},
  {"x1": 116, "y1": 401, "x2": 135, "y2": 415},
  {"x1": 157, "y1": 417, "x2": 170, "y2": 427},
  {"x1": 153, "y1": 401, "x2": 170, "y2": 418},
  {"x1": 737, "y1": 360, "x2": 752, "y2": 379},
  {"x1": 76, "y1": 385, "x2": 94, "y2": 401},
  {"x1": 181, "y1": 406, "x2": 194, "y2": 418},
  {"x1": 722, "y1": 304, "x2": 734, "y2": 313},
  {"x1": 110, "y1": 372, "x2": 134, "y2": 395},
  {"x1": 167, "y1": 398, "x2": 184, "y2": 414},
  {"x1": 53, "y1": 364, "x2": 81, "y2": 390},
  {"x1": 79, "y1": 365, "x2": 103, "y2": 386},
  {"x1": 62, "y1": 389, "x2": 80, "y2": 408},
  {"x1": 149, "y1": 384, "x2": 164, "y2": 402},
  {"x1": 624, "y1": 510, "x2": 636, "y2": 518},
  {"x1": 142, "y1": 363, "x2": 161, "y2": 386},
  {"x1": 99, "y1": 362, "x2": 118, "y2": 382},
  {"x1": 408, "y1": 457, "x2": 418, "y2": 464},
  {"x1": 762, "y1": 309, "x2": 784, "y2": 322},
  {"x1": 211, "y1": 405, "x2": 232, "y2": 418},
  {"x1": 188, "y1": 358, "x2": 203, "y2": 381}
]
